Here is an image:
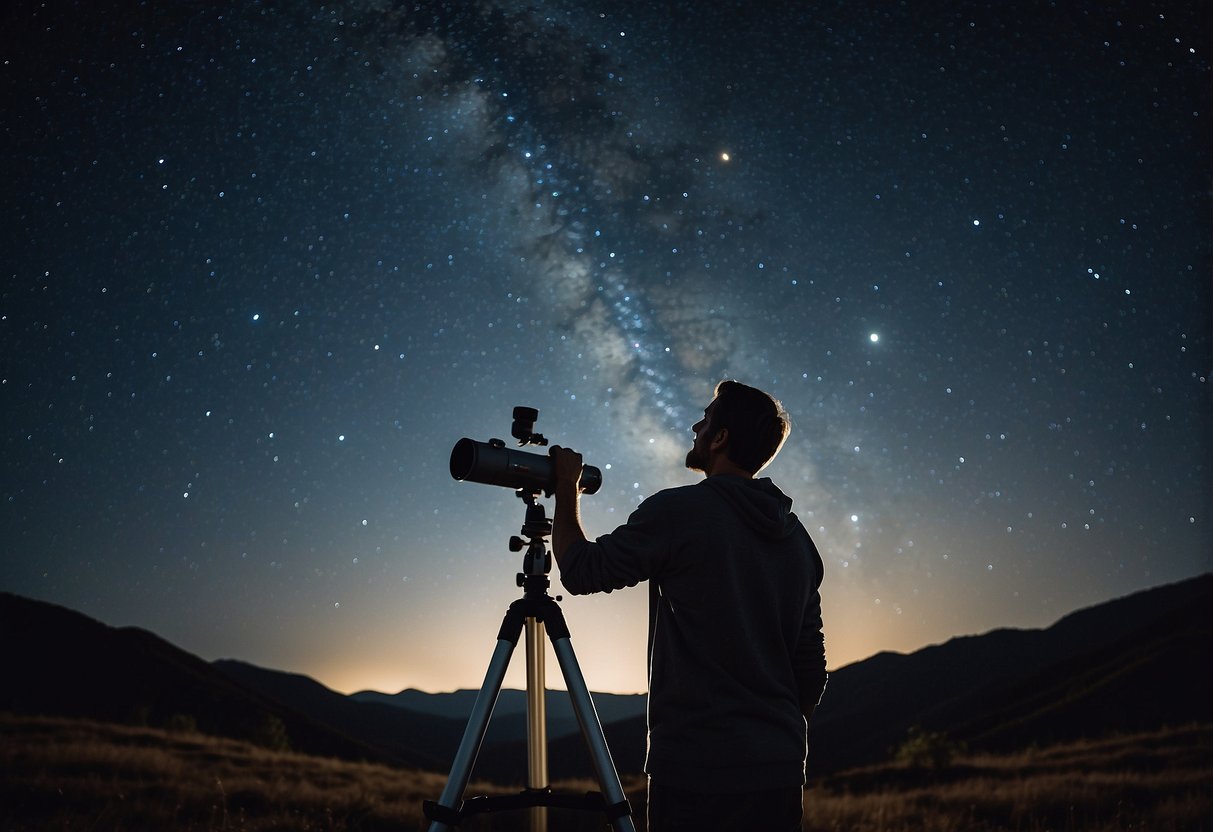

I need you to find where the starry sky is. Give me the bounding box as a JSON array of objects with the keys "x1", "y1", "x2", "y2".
[{"x1": 3, "y1": 0, "x2": 1209, "y2": 697}]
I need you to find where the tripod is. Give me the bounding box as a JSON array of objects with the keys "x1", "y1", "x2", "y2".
[{"x1": 423, "y1": 490, "x2": 637, "y2": 832}]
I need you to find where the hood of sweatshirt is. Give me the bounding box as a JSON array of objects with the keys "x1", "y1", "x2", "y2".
[{"x1": 701, "y1": 474, "x2": 801, "y2": 539}]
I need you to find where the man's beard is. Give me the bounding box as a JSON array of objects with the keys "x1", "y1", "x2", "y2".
[{"x1": 685, "y1": 444, "x2": 707, "y2": 472}]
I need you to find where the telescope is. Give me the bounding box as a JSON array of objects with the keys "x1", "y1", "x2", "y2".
[
  {"x1": 449, "y1": 407, "x2": 602, "y2": 495},
  {"x1": 429, "y1": 408, "x2": 633, "y2": 832}
]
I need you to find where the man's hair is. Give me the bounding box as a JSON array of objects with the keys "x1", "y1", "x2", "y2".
[{"x1": 709, "y1": 380, "x2": 791, "y2": 474}]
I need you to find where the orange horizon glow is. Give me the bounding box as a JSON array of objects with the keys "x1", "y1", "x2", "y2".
[{"x1": 296, "y1": 609, "x2": 939, "y2": 697}]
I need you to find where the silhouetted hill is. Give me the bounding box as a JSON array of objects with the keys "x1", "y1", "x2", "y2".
[
  {"x1": 2, "y1": 574, "x2": 1208, "y2": 782},
  {"x1": 224, "y1": 664, "x2": 645, "y2": 782},
  {"x1": 0, "y1": 592, "x2": 413, "y2": 766},
  {"x1": 211, "y1": 660, "x2": 471, "y2": 770},
  {"x1": 808, "y1": 573, "x2": 1213, "y2": 774}
]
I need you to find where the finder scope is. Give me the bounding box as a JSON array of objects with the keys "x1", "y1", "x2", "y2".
[{"x1": 449, "y1": 407, "x2": 602, "y2": 496}]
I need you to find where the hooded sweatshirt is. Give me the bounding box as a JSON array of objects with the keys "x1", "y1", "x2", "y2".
[{"x1": 560, "y1": 474, "x2": 826, "y2": 792}]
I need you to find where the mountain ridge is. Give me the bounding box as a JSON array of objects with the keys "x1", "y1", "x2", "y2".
[{"x1": 2, "y1": 573, "x2": 1209, "y2": 780}]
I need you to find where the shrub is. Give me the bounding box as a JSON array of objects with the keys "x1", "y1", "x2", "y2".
[
  {"x1": 894, "y1": 725, "x2": 963, "y2": 770},
  {"x1": 164, "y1": 713, "x2": 198, "y2": 734},
  {"x1": 253, "y1": 714, "x2": 291, "y2": 752}
]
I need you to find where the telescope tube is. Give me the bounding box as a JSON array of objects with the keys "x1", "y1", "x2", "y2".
[{"x1": 449, "y1": 438, "x2": 602, "y2": 495}]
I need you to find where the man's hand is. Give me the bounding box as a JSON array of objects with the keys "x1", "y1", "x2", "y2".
[
  {"x1": 549, "y1": 445, "x2": 583, "y2": 495},
  {"x1": 549, "y1": 445, "x2": 587, "y2": 567}
]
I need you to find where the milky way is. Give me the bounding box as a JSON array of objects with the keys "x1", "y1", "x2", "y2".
[{"x1": 2, "y1": 0, "x2": 1208, "y2": 694}]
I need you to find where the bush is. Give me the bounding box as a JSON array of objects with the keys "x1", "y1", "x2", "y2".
[
  {"x1": 164, "y1": 713, "x2": 198, "y2": 734},
  {"x1": 253, "y1": 714, "x2": 291, "y2": 752},
  {"x1": 894, "y1": 725, "x2": 963, "y2": 770}
]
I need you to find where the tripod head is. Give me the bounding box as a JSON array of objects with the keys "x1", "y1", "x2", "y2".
[
  {"x1": 508, "y1": 408, "x2": 553, "y2": 589},
  {"x1": 510, "y1": 490, "x2": 552, "y2": 592}
]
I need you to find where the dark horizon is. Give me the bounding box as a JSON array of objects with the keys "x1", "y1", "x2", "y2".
[{"x1": 3, "y1": 571, "x2": 1210, "y2": 781}]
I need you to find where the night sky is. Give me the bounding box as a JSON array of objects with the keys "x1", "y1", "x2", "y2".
[{"x1": 3, "y1": 0, "x2": 1209, "y2": 697}]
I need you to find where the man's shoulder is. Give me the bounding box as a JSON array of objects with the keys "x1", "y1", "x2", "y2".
[
  {"x1": 643, "y1": 480, "x2": 714, "y2": 504},
  {"x1": 630, "y1": 480, "x2": 715, "y2": 515}
]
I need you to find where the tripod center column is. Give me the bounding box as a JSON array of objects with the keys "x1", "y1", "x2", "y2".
[{"x1": 525, "y1": 615, "x2": 549, "y2": 791}]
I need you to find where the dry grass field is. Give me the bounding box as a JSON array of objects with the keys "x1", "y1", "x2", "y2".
[
  {"x1": 0, "y1": 713, "x2": 640, "y2": 831},
  {"x1": 806, "y1": 723, "x2": 1213, "y2": 832},
  {"x1": 1, "y1": 713, "x2": 442, "y2": 830},
  {"x1": 1, "y1": 712, "x2": 1209, "y2": 831}
]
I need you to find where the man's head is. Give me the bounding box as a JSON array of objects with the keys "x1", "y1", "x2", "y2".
[{"x1": 685, "y1": 380, "x2": 791, "y2": 476}]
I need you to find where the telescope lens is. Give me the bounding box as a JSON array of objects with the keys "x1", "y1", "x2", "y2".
[{"x1": 449, "y1": 437, "x2": 478, "y2": 482}]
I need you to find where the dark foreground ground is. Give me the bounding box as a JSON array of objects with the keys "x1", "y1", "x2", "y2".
[{"x1": 1, "y1": 713, "x2": 1209, "y2": 831}]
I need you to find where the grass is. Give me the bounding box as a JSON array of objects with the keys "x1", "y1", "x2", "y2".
[
  {"x1": 805, "y1": 723, "x2": 1213, "y2": 832},
  {"x1": 1, "y1": 712, "x2": 440, "y2": 830},
  {"x1": 2, "y1": 713, "x2": 1209, "y2": 830},
  {"x1": 0, "y1": 713, "x2": 641, "y2": 831}
]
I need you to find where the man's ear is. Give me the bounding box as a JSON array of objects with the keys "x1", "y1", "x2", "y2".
[{"x1": 710, "y1": 428, "x2": 729, "y2": 452}]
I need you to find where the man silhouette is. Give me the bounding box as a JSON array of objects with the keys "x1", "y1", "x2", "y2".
[{"x1": 550, "y1": 380, "x2": 827, "y2": 831}]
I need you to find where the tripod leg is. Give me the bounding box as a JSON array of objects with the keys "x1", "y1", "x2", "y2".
[
  {"x1": 426, "y1": 636, "x2": 517, "y2": 832},
  {"x1": 551, "y1": 636, "x2": 639, "y2": 832}
]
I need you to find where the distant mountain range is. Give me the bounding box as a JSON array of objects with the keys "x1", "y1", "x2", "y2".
[
  {"x1": 2, "y1": 574, "x2": 1210, "y2": 782},
  {"x1": 808, "y1": 572, "x2": 1213, "y2": 774},
  {"x1": 349, "y1": 685, "x2": 646, "y2": 738},
  {"x1": 0, "y1": 591, "x2": 462, "y2": 770}
]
